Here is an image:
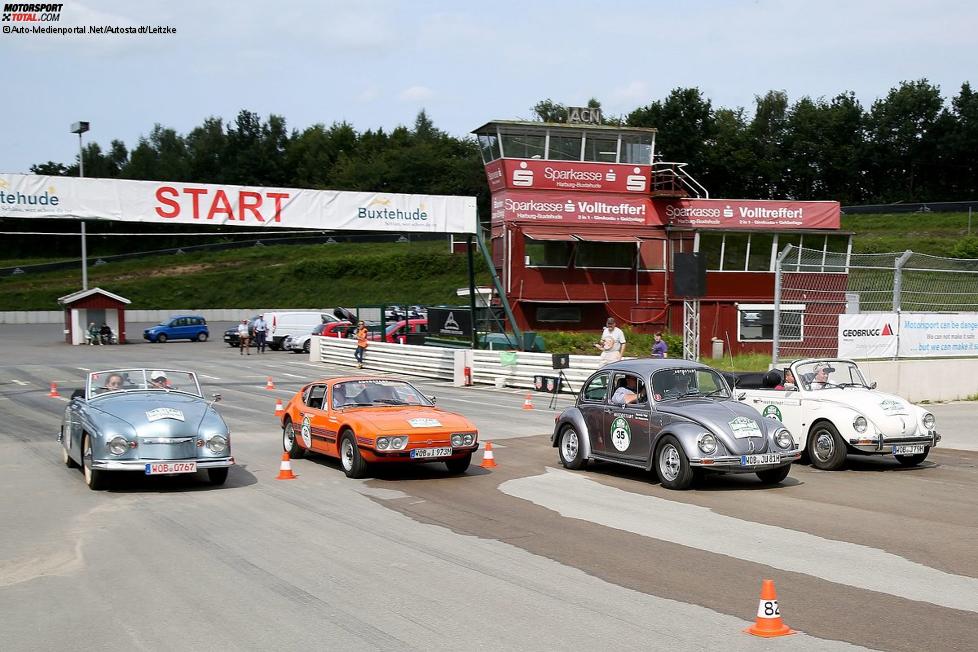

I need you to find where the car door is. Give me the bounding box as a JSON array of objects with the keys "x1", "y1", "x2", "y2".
[
  {"x1": 299, "y1": 384, "x2": 329, "y2": 452},
  {"x1": 605, "y1": 372, "x2": 652, "y2": 463},
  {"x1": 579, "y1": 373, "x2": 611, "y2": 455},
  {"x1": 740, "y1": 369, "x2": 804, "y2": 439}
]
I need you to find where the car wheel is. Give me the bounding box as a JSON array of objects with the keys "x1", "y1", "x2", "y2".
[
  {"x1": 557, "y1": 425, "x2": 587, "y2": 470},
  {"x1": 62, "y1": 441, "x2": 78, "y2": 468},
  {"x1": 282, "y1": 420, "x2": 305, "y2": 459},
  {"x1": 756, "y1": 464, "x2": 791, "y2": 485},
  {"x1": 228, "y1": 342, "x2": 237, "y2": 348},
  {"x1": 807, "y1": 422, "x2": 847, "y2": 470},
  {"x1": 656, "y1": 435, "x2": 693, "y2": 490},
  {"x1": 196, "y1": 332, "x2": 208, "y2": 342},
  {"x1": 82, "y1": 434, "x2": 106, "y2": 490},
  {"x1": 895, "y1": 450, "x2": 929, "y2": 466},
  {"x1": 157, "y1": 333, "x2": 168, "y2": 344},
  {"x1": 445, "y1": 452, "x2": 472, "y2": 474},
  {"x1": 303, "y1": 340, "x2": 310, "y2": 354},
  {"x1": 206, "y1": 467, "x2": 229, "y2": 485},
  {"x1": 339, "y1": 431, "x2": 368, "y2": 479}
]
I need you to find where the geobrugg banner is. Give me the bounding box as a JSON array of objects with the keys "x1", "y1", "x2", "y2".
[
  {"x1": 898, "y1": 313, "x2": 978, "y2": 357},
  {"x1": 0, "y1": 173, "x2": 478, "y2": 234},
  {"x1": 837, "y1": 313, "x2": 899, "y2": 358}
]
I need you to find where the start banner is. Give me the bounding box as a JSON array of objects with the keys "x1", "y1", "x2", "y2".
[
  {"x1": 838, "y1": 313, "x2": 899, "y2": 358},
  {"x1": 0, "y1": 173, "x2": 478, "y2": 234}
]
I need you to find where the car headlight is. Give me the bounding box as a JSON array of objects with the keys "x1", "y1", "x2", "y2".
[
  {"x1": 853, "y1": 416, "x2": 868, "y2": 434},
  {"x1": 775, "y1": 429, "x2": 794, "y2": 449},
  {"x1": 463, "y1": 433, "x2": 475, "y2": 446},
  {"x1": 390, "y1": 436, "x2": 407, "y2": 450},
  {"x1": 107, "y1": 436, "x2": 130, "y2": 455},
  {"x1": 697, "y1": 433, "x2": 717, "y2": 454},
  {"x1": 451, "y1": 434, "x2": 463, "y2": 447},
  {"x1": 922, "y1": 413, "x2": 935, "y2": 430},
  {"x1": 377, "y1": 437, "x2": 390, "y2": 450},
  {"x1": 206, "y1": 435, "x2": 228, "y2": 453}
]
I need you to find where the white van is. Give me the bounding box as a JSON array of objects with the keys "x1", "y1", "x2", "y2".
[{"x1": 265, "y1": 311, "x2": 337, "y2": 350}]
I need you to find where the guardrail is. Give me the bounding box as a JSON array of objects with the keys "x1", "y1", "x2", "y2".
[
  {"x1": 314, "y1": 337, "x2": 456, "y2": 381},
  {"x1": 470, "y1": 350, "x2": 601, "y2": 393}
]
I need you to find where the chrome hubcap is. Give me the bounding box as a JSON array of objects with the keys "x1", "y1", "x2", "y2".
[
  {"x1": 561, "y1": 430, "x2": 579, "y2": 462},
  {"x1": 342, "y1": 440, "x2": 353, "y2": 471},
  {"x1": 283, "y1": 424, "x2": 295, "y2": 451},
  {"x1": 660, "y1": 444, "x2": 680, "y2": 481},
  {"x1": 813, "y1": 431, "x2": 834, "y2": 461}
]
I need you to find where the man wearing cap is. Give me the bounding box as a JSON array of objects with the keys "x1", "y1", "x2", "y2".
[
  {"x1": 237, "y1": 319, "x2": 251, "y2": 355},
  {"x1": 149, "y1": 371, "x2": 169, "y2": 389},
  {"x1": 253, "y1": 314, "x2": 267, "y2": 354},
  {"x1": 595, "y1": 317, "x2": 627, "y2": 364},
  {"x1": 809, "y1": 363, "x2": 835, "y2": 389}
]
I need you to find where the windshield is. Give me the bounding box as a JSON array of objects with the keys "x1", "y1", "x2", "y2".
[
  {"x1": 385, "y1": 322, "x2": 403, "y2": 336},
  {"x1": 651, "y1": 368, "x2": 730, "y2": 401},
  {"x1": 794, "y1": 360, "x2": 867, "y2": 391},
  {"x1": 332, "y1": 379, "x2": 430, "y2": 408},
  {"x1": 88, "y1": 369, "x2": 202, "y2": 398}
]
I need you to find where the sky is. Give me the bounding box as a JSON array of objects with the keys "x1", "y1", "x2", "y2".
[{"x1": 1, "y1": 0, "x2": 975, "y2": 174}]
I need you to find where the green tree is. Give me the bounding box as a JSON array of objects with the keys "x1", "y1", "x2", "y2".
[{"x1": 628, "y1": 87, "x2": 714, "y2": 171}]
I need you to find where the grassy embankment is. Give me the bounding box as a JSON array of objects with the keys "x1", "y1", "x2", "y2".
[{"x1": 2, "y1": 213, "x2": 975, "y2": 370}]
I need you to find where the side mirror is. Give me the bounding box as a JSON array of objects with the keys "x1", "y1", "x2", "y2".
[
  {"x1": 869, "y1": 381, "x2": 877, "y2": 390},
  {"x1": 427, "y1": 395, "x2": 437, "y2": 405},
  {"x1": 211, "y1": 393, "x2": 223, "y2": 403}
]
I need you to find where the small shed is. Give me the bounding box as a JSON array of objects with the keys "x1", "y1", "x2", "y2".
[{"x1": 57, "y1": 288, "x2": 131, "y2": 345}]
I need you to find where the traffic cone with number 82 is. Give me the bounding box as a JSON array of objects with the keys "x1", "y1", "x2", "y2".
[{"x1": 744, "y1": 579, "x2": 795, "y2": 637}]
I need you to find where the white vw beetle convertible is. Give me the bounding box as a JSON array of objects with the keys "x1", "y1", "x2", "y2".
[{"x1": 735, "y1": 358, "x2": 939, "y2": 470}]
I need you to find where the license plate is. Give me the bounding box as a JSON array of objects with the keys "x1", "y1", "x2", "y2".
[
  {"x1": 409, "y1": 447, "x2": 452, "y2": 459},
  {"x1": 145, "y1": 461, "x2": 197, "y2": 475},
  {"x1": 740, "y1": 453, "x2": 781, "y2": 466},
  {"x1": 893, "y1": 444, "x2": 925, "y2": 455}
]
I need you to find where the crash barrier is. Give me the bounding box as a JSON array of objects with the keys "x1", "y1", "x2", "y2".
[
  {"x1": 469, "y1": 349, "x2": 602, "y2": 393},
  {"x1": 313, "y1": 336, "x2": 456, "y2": 381},
  {"x1": 0, "y1": 307, "x2": 383, "y2": 325},
  {"x1": 858, "y1": 358, "x2": 978, "y2": 403}
]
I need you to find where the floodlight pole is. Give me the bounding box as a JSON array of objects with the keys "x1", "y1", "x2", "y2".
[{"x1": 71, "y1": 121, "x2": 90, "y2": 291}]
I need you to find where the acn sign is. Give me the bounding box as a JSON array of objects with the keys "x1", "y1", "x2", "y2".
[{"x1": 566, "y1": 106, "x2": 602, "y2": 125}]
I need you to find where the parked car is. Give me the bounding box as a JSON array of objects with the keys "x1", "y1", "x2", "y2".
[
  {"x1": 552, "y1": 359, "x2": 801, "y2": 490},
  {"x1": 734, "y1": 358, "x2": 940, "y2": 470},
  {"x1": 144, "y1": 315, "x2": 209, "y2": 343},
  {"x1": 379, "y1": 318, "x2": 428, "y2": 343},
  {"x1": 281, "y1": 376, "x2": 479, "y2": 478},
  {"x1": 58, "y1": 368, "x2": 233, "y2": 490},
  {"x1": 265, "y1": 311, "x2": 338, "y2": 350},
  {"x1": 284, "y1": 321, "x2": 354, "y2": 354}
]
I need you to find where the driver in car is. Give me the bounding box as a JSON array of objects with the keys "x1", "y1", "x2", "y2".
[
  {"x1": 809, "y1": 364, "x2": 834, "y2": 389},
  {"x1": 149, "y1": 371, "x2": 170, "y2": 389}
]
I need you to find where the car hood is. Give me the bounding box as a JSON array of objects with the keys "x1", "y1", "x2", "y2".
[
  {"x1": 89, "y1": 392, "x2": 221, "y2": 437},
  {"x1": 342, "y1": 406, "x2": 475, "y2": 434},
  {"x1": 811, "y1": 388, "x2": 925, "y2": 436},
  {"x1": 658, "y1": 398, "x2": 779, "y2": 454}
]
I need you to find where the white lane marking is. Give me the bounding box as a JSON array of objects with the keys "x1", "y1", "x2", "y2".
[
  {"x1": 198, "y1": 374, "x2": 221, "y2": 380},
  {"x1": 499, "y1": 468, "x2": 978, "y2": 613},
  {"x1": 76, "y1": 367, "x2": 90, "y2": 371},
  {"x1": 275, "y1": 372, "x2": 304, "y2": 378},
  {"x1": 11, "y1": 380, "x2": 29, "y2": 386}
]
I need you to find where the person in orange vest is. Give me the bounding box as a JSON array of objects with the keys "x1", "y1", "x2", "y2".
[{"x1": 354, "y1": 321, "x2": 368, "y2": 369}]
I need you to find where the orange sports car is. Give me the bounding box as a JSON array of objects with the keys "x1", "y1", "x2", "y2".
[{"x1": 281, "y1": 376, "x2": 479, "y2": 478}]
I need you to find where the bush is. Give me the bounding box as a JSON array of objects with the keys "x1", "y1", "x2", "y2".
[
  {"x1": 949, "y1": 235, "x2": 978, "y2": 259},
  {"x1": 539, "y1": 327, "x2": 682, "y2": 358}
]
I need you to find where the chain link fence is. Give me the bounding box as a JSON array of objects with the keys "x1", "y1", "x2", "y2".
[{"x1": 773, "y1": 246, "x2": 978, "y2": 362}]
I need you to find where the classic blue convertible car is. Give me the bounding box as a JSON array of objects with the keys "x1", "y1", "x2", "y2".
[
  {"x1": 59, "y1": 369, "x2": 234, "y2": 489},
  {"x1": 552, "y1": 359, "x2": 801, "y2": 489}
]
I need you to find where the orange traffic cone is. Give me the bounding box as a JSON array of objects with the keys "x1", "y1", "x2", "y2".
[
  {"x1": 275, "y1": 452, "x2": 296, "y2": 480},
  {"x1": 522, "y1": 393, "x2": 534, "y2": 410},
  {"x1": 265, "y1": 376, "x2": 276, "y2": 390},
  {"x1": 48, "y1": 382, "x2": 60, "y2": 398},
  {"x1": 274, "y1": 399, "x2": 284, "y2": 417},
  {"x1": 744, "y1": 579, "x2": 795, "y2": 637},
  {"x1": 480, "y1": 441, "x2": 498, "y2": 469}
]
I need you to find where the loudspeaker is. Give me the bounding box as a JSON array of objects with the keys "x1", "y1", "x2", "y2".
[
  {"x1": 552, "y1": 353, "x2": 569, "y2": 370},
  {"x1": 673, "y1": 253, "x2": 706, "y2": 297}
]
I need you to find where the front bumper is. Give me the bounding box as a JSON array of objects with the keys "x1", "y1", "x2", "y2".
[
  {"x1": 690, "y1": 449, "x2": 801, "y2": 473},
  {"x1": 848, "y1": 431, "x2": 940, "y2": 454},
  {"x1": 362, "y1": 445, "x2": 479, "y2": 464},
  {"x1": 92, "y1": 456, "x2": 234, "y2": 471}
]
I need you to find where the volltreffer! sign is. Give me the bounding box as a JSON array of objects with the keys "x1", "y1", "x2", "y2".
[
  {"x1": 491, "y1": 190, "x2": 662, "y2": 226},
  {"x1": 656, "y1": 198, "x2": 840, "y2": 230}
]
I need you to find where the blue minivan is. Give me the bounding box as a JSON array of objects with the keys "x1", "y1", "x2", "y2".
[{"x1": 144, "y1": 315, "x2": 209, "y2": 343}]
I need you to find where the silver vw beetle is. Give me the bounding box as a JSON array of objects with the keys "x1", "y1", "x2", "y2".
[
  {"x1": 552, "y1": 359, "x2": 801, "y2": 489},
  {"x1": 59, "y1": 369, "x2": 234, "y2": 490}
]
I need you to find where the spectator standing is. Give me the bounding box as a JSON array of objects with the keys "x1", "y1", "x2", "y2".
[
  {"x1": 253, "y1": 314, "x2": 267, "y2": 354},
  {"x1": 651, "y1": 332, "x2": 668, "y2": 358},
  {"x1": 354, "y1": 321, "x2": 368, "y2": 368},
  {"x1": 88, "y1": 321, "x2": 99, "y2": 346},
  {"x1": 237, "y1": 319, "x2": 251, "y2": 355},
  {"x1": 595, "y1": 317, "x2": 626, "y2": 364}
]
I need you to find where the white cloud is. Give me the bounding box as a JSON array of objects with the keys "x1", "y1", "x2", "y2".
[
  {"x1": 398, "y1": 86, "x2": 434, "y2": 102},
  {"x1": 357, "y1": 86, "x2": 381, "y2": 102}
]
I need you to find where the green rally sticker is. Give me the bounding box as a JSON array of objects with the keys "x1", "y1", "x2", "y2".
[
  {"x1": 762, "y1": 405, "x2": 782, "y2": 421},
  {"x1": 610, "y1": 416, "x2": 631, "y2": 452}
]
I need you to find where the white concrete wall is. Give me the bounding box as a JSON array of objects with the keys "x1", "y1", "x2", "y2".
[{"x1": 858, "y1": 359, "x2": 978, "y2": 402}]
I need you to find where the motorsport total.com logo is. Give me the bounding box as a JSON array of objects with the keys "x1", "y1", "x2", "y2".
[{"x1": 2, "y1": 3, "x2": 63, "y2": 22}]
